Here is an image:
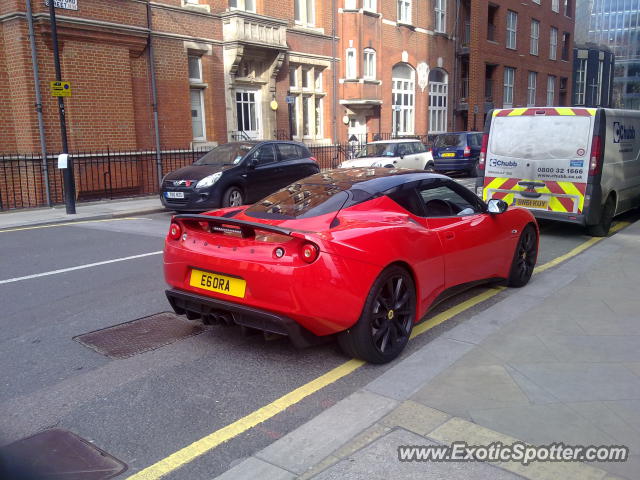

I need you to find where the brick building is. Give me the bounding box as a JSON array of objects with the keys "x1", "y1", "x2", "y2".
[
  {"x1": 0, "y1": 0, "x2": 337, "y2": 154},
  {"x1": 456, "y1": 0, "x2": 575, "y2": 132}
]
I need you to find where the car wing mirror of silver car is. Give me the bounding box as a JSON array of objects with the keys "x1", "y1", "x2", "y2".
[{"x1": 487, "y1": 199, "x2": 508, "y2": 214}]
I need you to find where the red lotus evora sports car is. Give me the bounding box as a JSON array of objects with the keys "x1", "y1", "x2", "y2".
[{"x1": 164, "y1": 168, "x2": 538, "y2": 363}]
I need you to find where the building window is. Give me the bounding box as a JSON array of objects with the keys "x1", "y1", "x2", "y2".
[
  {"x1": 563, "y1": 0, "x2": 572, "y2": 17},
  {"x1": 392, "y1": 63, "x2": 415, "y2": 135},
  {"x1": 552, "y1": 0, "x2": 559, "y2": 12},
  {"x1": 530, "y1": 19, "x2": 539, "y2": 55},
  {"x1": 487, "y1": 4, "x2": 498, "y2": 42},
  {"x1": 435, "y1": 0, "x2": 446, "y2": 33},
  {"x1": 363, "y1": 0, "x2": 376, "y2": 12},
  {"x1": 191, "y1": 89, "x2": 205, "y2": 140},
  {"x1": 235, "y1": 90, "x2": 259, "y2": 137},
  {"x1": 506, "y1": 11, "x2": 517, "y2": 49},
  {"x1": 561, "y1": 32, "x2": 570, "y2": 60},
  {"x1": 363, "y1": 48, "x2": 376, "y2": 80},
  {"x1": 533, "y1": 0, "x2": 540, "y2": 3},
  {"x1": 397, "y1": 0, "x2": 411, "y2": 24},
  {"x1": 290, "y1": 64, "x2": 325, "y2": 140},
  {"x1": 428, "y1": 68, "x2": 448, "y2": 134},
  {"x1": 547, "y1": 75, "x2": 555, "y2": 106},
  {"x1": 295, "y1": 0, "x2": 315, "y2": 26},
  {"x1": 188, "y1": 55, "x2": 202, "y2": 82},
  {"x1": 229, "y1": 0, "x2": 255, "y2": 11},
  {"x1": 345, "y1": 48, "x2": 357, "y2": 79},
  {"x1": 503, "y1": 67, "x2": 515, "y2": 108},
  {"x1": 597, "y1": 60, "x2": 604, "y2": 106},
  {"x1": 527, "y1": 71, "x2": 537, "y2": 106},
  {"x1": 549, "y1": 27, "x2": 558, "y2": 60},
  {"x1": 575, "y1": 58, "x2": 587, "y2": 105}
]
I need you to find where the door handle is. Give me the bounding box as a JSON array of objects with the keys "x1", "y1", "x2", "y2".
[{"x1": 445, "y1": 232, "x2": 455, "y2": 240}]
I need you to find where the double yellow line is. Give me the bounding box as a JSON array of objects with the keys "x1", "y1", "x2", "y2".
[{"x1": 127, "y1": 221, "x2": 630, "y2": 480}]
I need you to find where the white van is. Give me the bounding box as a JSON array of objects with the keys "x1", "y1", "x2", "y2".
[{"x1": 477, "y1": 107, "x2": 640, "y2": 236}]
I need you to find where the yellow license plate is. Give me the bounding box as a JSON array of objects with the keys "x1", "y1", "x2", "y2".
[
  {"x1": 515, "y1": 198, "x2": 549, "y2": 209},
  {"x1": 189, "y1": 269, "x2": 246, "y2": 298},
  {"x1": 441, "y1": 152, "x2": 456, "y2": 157}
]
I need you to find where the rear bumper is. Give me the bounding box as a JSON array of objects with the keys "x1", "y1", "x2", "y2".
[
  {"x1": 434, "y1": 158, "x2": 476, "y2": 171},
  {"x1": 529, "y1": 210, "x2": 587, "y2": 225},
  {"x1": 166, "y1": 288, "x2": 326, "y2": 348}
]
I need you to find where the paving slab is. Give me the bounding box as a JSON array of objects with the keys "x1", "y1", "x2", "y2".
[{"x1": 215, "y1": 457, "x2": 296, "y2": 480}]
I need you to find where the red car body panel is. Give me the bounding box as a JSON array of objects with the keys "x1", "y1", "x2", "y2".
[{"x1": 164, "y1": 177, "x2": 537, "y2": 338}]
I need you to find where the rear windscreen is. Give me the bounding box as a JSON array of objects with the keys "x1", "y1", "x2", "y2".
[
  {"x1": 490, "y1": 116, "x2": 592, "y2": 160},
  {"x1": 435, "y1": 134, "x2": 464, "y2": 148}
]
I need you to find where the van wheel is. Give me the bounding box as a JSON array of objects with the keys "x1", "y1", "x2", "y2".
[
  {"x1": 222, "y1": 186, "x2": 243, "y2": 207},
  {"x1": 337, "y1": 266, "x2": 416, "y2": 364},
  {"x1": 506, "y1": 225, "x2": 538, "y2": 288},
  {"x1": 587, "y1": 196, "x2": 615, "y2": 237}
]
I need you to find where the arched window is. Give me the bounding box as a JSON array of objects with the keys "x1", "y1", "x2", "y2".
[
  {"x1": 428, "y1": 68, "x2": 448, "y2": 134},
  {"x1": 392, "y1": 63, "x2": 415, "y2": 135}
]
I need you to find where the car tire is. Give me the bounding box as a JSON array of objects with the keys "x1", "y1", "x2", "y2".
[
  {"x1": 506, "y1": 224, "x2": 538, "y2": 288},
  {"x1": 587, "y1": 195, "x2": 615, "y2": 237},
  {"x1": 424, "y1": 162, "x2": 436, "y2": 172},
  {"x1": 337, "y1": 265, "x2": 416, "y2": 364},
  {"x1": 222, "y1": 186, "x2": 243, "y2": 208}
]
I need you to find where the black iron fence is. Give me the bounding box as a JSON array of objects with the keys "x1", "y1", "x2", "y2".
[{"x1": 1, "y1": 134, "x2": 437, "y2": 211}]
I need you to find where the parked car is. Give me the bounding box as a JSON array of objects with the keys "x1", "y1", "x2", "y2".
[
  {"x1": 479, "y1": 107, "x2": 640, "y2": 236},
  {"x1": 160, "y1": 141, "x2": 320, "y2": 211},
  {"x1": 339, "y1": 139, "x2": 434, "y2": 171},
  {"x1": 164, "y1": 168, "x2": 538, "y2": 364},
  {"x1": 432, "y1": 132, "x2": 483, "y2": 176}
]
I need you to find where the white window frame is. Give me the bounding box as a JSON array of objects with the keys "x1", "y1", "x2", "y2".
[
  {"x1": 552, "y1": 0, "x2": 559, "y2": 12},
  {"x1": 428, "y1": 72, "x2": 448, "y2": 134},
  {"x1": 527, "y1": 71, "x2": 537, "y2": 107},
  {"x1": 549, "y1": 27, "x2": 558, "y2": 60},
  {"x1": 392, "y1": 64, "x2": 415, "y2": 135},
  {"x1": 188, "y1": 55, "x2": 202, "y2": 83},
  {"x1": 506, "y1": 11, "x2": 517, "y2": 50},
  {"x1": 532, "y1": 0, "x2": 540, "y2": 3},
  {"x1": 228, "y1": 0, "x2": 256, "y2": 12},
  {"x1": 289, "y1": 65, "x2": 298, "y2": 89},
  {"x1": 295, "y1": 0, "x2": 315, "y2": 27},
  {"x1": 530, "y1": 19, "x2": 539, "y2": 55},
  {"x1": 190, "y1": 88, "x2": 206, "y2": 141},
  {"x1": 547, "y1": 75, "x2": 555, "y2": 106},
  {"x1": 397, "y1": 0, "x2": 411, "y2": 24},
  {"x1": 289, "y1": 64, "x2": 325, "y2": 141},
  {"x1": 363, "y1": 48, "x2": 376, "y2": 80},
  {"x1": 575, "y1": 58, "x2": 587, "y2": 105},
  {"x1": 363, "y1": 0, "x2": 376, "y2": 12},
  {"x1": 345, "y1": 48, "x2": 357, "y2": 79},
  {"x1": 435, "y1": 0, "x2": 446, "y2": 33},
  {"x1": 503, "y1": 67, "x2": 515, "y2": 108}
]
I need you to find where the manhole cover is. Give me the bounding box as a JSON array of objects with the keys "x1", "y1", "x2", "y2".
[
  {"x1": 0, "y1": 428, "x2": 126, "y2": 479},
  {"x1": 74, "y1": 312, "x2": 205, "y2": 358}
]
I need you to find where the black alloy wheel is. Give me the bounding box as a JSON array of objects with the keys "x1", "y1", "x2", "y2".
[
  {"x1": 338, "y1": 266, "x2": 416, "y2": 364},
  {"x1": 507, "y1": 224, "x2": 538, "y2": 288}
]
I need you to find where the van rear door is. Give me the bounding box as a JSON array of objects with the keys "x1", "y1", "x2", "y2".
[{"x1": 483, "y1": 108, "x2": 595, "y2": 219}]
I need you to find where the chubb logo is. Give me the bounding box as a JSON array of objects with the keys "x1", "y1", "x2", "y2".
[
  {"x1": 489, "y1": 159, "x2": 518, "y2": 168},
  {"x1": 613, "y1": 122, "x2": 636, "y2": 143}
]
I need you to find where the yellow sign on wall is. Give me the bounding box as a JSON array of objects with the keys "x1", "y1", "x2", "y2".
[{"x1": 50, "y1": 81, "x2": 72, "y2": 97}]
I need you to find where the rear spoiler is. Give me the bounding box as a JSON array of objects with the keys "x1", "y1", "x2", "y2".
[{"x1": 173, "y1": 214, "x2": 299, "y2": 239}]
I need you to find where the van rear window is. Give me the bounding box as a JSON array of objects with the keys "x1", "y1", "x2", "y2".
[{"x1": 490, "y1": 116, "x2": 592, "y2": 160}]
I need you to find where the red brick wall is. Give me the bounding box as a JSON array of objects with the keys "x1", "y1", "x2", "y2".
[{"x1": 0, "y1": 24, "x2": 18, "y2": 152}]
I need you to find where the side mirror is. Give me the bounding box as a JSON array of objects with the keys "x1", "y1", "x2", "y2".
[{"x1": 487, "y1": 199, "x2": 508, "y2": 214}]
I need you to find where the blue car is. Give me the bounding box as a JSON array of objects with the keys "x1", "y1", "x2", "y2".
[{"x1": 432, "y1": 132, "x2": 483, "y2": 176}]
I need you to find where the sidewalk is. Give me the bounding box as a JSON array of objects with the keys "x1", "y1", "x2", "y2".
[
  {"x1": 216, "y1": 221, "x2": 640, "y2": 480},
  {"x1": 0, "y1": 196, "x2": 166, "y2": 230}
]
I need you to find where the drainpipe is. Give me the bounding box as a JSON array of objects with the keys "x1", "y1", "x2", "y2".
[
  {"x1": 452, "y1": 0, "x2": 461, "y2": 131},
  {"x1": 26, "y1": 0, "x2": 51, "y2": 206},
  {"x1": 331, "y1": 0, "x2": 338, "y2": 143},
  {"x1": 147, "y1": 0, "x2": 163, "y2": 186}
]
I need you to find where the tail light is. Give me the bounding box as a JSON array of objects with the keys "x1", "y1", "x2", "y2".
[
  {"x1": 300, "y1": 242, "x2": 319, "y2": 263},
  {"x1": 478, "y1": 133, "x2": 489, "y2": 171},
  {"x1": 310, "y1": 156, "x2": 317, "y2": 163},
  {"x1": 463, "y1": 145, "x2": 471, "y2": 157},
  {"x1": 168, "y1": 222, "x2": 182, "y2": 240},
  {"x1": 588, "y1": 135, "x2": 602, "y2": 176}
]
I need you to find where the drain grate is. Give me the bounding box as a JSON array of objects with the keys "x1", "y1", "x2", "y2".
[
  {"x1": 74, "y1": 312, "x2": 205, "y2": 358},
  {"x1": 0, "y1": 428, "x2": 126, "y2": 480}
]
